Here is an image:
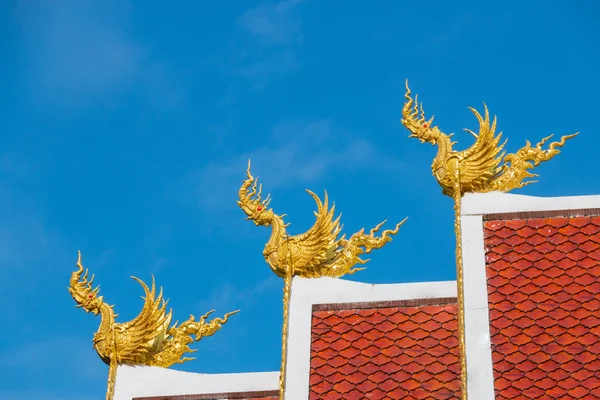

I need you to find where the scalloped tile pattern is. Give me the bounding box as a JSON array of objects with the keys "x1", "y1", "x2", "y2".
[
  {"x1": 309, "y1": 304, "x2": 460, "y2": 399},
  {"x1": 484, "y1": 216, "x2": 600, "y2": 399}
]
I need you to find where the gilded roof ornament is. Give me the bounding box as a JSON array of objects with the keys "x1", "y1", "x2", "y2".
[
  {"x1": 237, "y1": 160, "x2": 407, "y2": 278},
  {"x1": 237, "y1": 160, "x2": 406, "y2": 398},
  {"x1": 400, "y1": 80, "x2": 578, "y2": 400},
  {"x1": 401, "y1": 81, "x2": 577, "y2": 198},
  {"x1": 69, "y1": 251, "x2": 238, "y2": 400}
]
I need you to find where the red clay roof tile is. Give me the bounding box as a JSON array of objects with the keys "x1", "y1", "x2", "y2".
[
  {"x1": 309, "y1": 302, "x2": 460, "y2": 399},
  {"x1": 485, "y1": 215, "x2": 600, "y2": 399}
]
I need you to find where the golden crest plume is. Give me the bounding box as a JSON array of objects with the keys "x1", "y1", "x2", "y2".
[{"x1": 69, "y1": 251, "x2": 238, "y2": 400}]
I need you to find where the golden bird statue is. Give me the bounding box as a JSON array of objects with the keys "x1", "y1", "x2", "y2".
[
  {"x1": 237, "y1": 160, "x2": 407, "y2": 278},
  {"x1": 401, "y1": 80, "x2": 578, "y2": 198},
  {"x1": 237, "y1": 160, "x2": 406, "y2": 397},
  {"x1": 400, "y1": 80, "x2": 577, "y2": 400},
  {"x1": 69, "y1": 251, "x2": 238, "y2": 400}
]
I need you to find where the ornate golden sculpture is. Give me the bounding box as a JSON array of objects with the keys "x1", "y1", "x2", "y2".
[
  {"x1": 69, "y1": 251, "x2": 238, "y2": 400},
  {"x1": 401, "y1": 81, "x2": 577, "y2": 198},
  {"x1": 401, "y1": 80, "x2": 577, "y2": 400},
  {"x1": 238, "y1": 160, "x2": 406, "y2": 398}
]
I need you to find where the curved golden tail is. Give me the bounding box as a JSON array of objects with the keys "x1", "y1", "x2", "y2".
[{"x1": 323, "y1": 217, "x2": 408, "y2": 277}]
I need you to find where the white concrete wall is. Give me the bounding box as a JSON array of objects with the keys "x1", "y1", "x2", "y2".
[
  {"x1": 113, "y1": 365, "x2": 278, "y2": 400},
  {"x1": 283, "y1": 276, "x2": 456, "y2": 400},
  {"x1": 460, "y1": 191, "x2": 600, "y2": 400}
]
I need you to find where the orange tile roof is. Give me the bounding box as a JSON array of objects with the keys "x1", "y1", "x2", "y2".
[
  {"x1": 309, "y1": 300, "x2": 460, "y2": 399},
  {"x1": 484, "y1": 216, "x2": 600, "y2": 399}
]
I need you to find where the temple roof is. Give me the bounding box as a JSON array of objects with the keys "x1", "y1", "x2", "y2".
[{"x1": 114, "y1": 192, "x2": 600, "y2": 400}]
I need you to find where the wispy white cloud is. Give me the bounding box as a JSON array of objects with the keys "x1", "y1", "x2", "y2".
[
  {"x1": 235, "y1": 51, "x2": 300, "y2": 89},
  {"x1": 428, "y1": 11, "x2": 473, "y2": 50},
  {"x1": 16, "y1": 0, "x2": 145, "y2": 105},
  {"x1": 193, "y1": 119, "x2": 405, "y2": 213},
  {"x1": 426, "y1": 10, "x2": 511, "y2": 53},
  {"x1": 225, "y1": 0, "x2": 306, "y2": 90},
  {"x1": 237, "y1": 0, "x2": 304, "y2": 45},
  {"x1": 15, "y1": 0, "x2": 181, "y2": 109}
]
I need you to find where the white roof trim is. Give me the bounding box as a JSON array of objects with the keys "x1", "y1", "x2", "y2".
[
  {"x1": 462, "y1": 192, "x2": 600, "y2": 216},
  {"x1": 461, "y1": 214, "x2": 495, "y2": 400},
  {"x1": 114, "y1": 365, "x2": 278, "y2": 400},
  {"x1": 284, "y1": 277, "x2": 456, "y2": 400}
]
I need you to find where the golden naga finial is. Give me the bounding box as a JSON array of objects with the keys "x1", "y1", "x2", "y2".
[
  {"x1": 69, "y1": 251, "x2": 239, "y2": 400},
  {"x1": 238, "y1": 160, "x2": 406, "y2": 398},
  {"x1": 400, "y1": 80, "x2": 578, "y2": 400},
  {"x1": 237, "y1": 159, "x2": 407, "y2": 278},
  {"x1": 401, "y1": 80, "x2": 578, "y2": 197}
]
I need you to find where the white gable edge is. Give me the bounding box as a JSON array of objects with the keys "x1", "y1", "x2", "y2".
[
  {"x1": 462, "y1": 192, "x2": 600, "y2": 216},
  {"x1": 461, "y1": 214, "x2": 495, "y2": 400},
  {"x1": 114, "y1": 365, "x2": 278, "y2": 400},
  {"x1": 284, "y1": 277, "x2": 457, "y2": 400}
]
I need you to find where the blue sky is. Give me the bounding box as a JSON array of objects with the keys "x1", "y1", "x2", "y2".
[{"x1": 1, "y1": 1, "x2": 599, "y2": 399}]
